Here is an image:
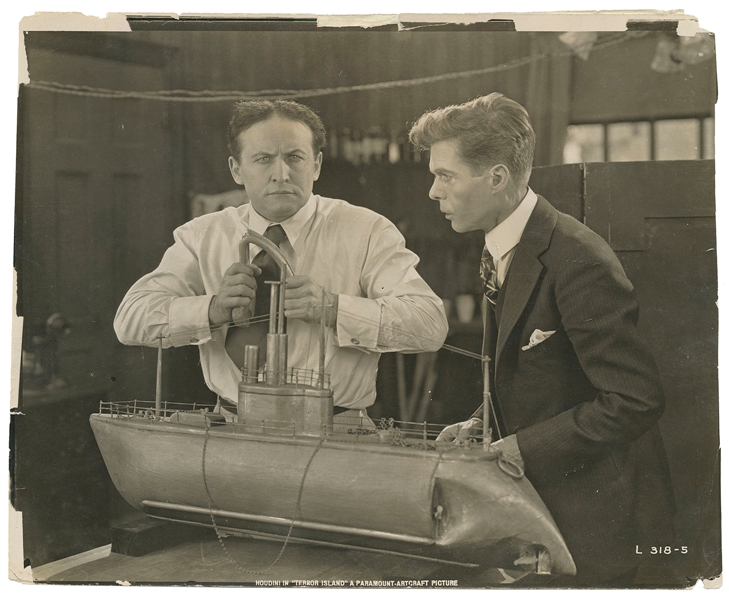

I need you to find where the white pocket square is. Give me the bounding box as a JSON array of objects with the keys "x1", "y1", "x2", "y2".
[{"x1": 522, "y1": 329, "x2": 557, "y2": 351}]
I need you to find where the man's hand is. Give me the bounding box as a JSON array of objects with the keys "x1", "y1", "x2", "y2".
[
  {"x1": 284, "y1": 276, "x2": 338, "y2": 327},
  {"x1": 208, "y1": 262, "x2": 261, "y2": 326},
  {"x1": 435, "y1": 418, "x2": 483, "y2": 443}
]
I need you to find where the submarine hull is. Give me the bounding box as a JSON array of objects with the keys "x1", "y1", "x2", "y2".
[{"x1": 90, "y1": 413, "x2": 575, "y2": 575}]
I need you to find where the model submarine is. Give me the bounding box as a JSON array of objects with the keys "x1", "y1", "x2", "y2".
[{"x1": 90, "y1": 230, "x2": 576, "y2": 576}]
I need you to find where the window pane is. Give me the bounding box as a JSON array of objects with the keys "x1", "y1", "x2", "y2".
[
  {"x1": 654, "y1": 119, "x2": 700, "y2": 160},
  {"x1": 563, "y1": 124, "x2": 605, "y2": 163},
  {"x1": 703, "y1": 117, "x2": 715, "y2": 159},
  {"x1": 607, "y1": 122, "x2": 651, "y2": 162}
]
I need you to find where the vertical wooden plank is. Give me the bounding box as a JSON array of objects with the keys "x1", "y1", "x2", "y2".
[
  {"x1": 582, "y1": 162, "x2": 612, "y2": 244},
  {"x1": 529, "y1": 163, "x2": 584, "y2": 221}
]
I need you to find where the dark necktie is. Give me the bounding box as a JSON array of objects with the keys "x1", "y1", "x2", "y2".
[
  {"x1": 480, "y1": 245, "x2": 500, "y2": 307},
  {"x1": 225, "y1": 224, "x2": 287, "y2": 369}
]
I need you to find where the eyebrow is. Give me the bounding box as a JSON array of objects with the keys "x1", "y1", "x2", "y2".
[
  {"x1": 431, "y1": 167, "x2": 456, "y2": 176},
  {"x1": 250, "y1": 148, "x2": 309, "y2": 158}
]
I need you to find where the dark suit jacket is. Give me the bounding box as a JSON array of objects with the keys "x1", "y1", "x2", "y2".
[{"x1": 492, "y1": 196, "x2": 675, "y2": 583}]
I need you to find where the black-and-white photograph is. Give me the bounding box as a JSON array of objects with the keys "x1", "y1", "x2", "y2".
[{"x1": 6, "y1": 6, "x2": 721, "y2": 591}]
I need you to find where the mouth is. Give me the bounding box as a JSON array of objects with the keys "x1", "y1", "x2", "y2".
[{"x1": 268, "y1": 190, "x2": 295, "y2": 196}]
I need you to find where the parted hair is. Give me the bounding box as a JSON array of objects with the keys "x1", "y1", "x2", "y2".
[
  {"x1": 409, "y1": 93, "x2": 536, "y2": 185},
  {"x1": 227, "y1": 99, "x2": 327, "y2": 158}
]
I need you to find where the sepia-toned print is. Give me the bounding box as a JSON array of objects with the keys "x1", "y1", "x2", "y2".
[{"x1": 9, "y1": 12, "x2": 720, "y2": 590}]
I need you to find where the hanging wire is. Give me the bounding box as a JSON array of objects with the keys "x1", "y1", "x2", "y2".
[
  {"x1": 153, "y1": 303, "x2": 485, "y2": 362},
  {"x1": 24, "y1": 31, "x2": 649, "y2": 103}
]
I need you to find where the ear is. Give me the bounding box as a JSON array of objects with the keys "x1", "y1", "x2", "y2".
[
  {"x1": 490, "y1": 164, "x2": 510, "y2": 194},
  {"x1": 229, "y1": 156, "x2": 244, "y2": 186},
  {"x1": 313, "y1": 151, "x2": 323, "y2": 181}
]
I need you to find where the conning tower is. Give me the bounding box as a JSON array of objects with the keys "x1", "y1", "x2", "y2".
[{"x1": 234, "y1": 230, "x2": 334, "y2": 437}]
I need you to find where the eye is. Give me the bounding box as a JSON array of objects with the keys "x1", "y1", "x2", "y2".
[
  {"x1": 440, "y1": 173, "x2": 452, "y2": 183},
  {"x1": 288, "y1": 154, "x2": 304, "y2": 161},
  {"x1": 255, "y1": 156, "x2": 272, "y2": 163}
]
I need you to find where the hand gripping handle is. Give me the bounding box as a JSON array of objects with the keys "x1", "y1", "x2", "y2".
[{"x1": 231, "y1": 230, "x2": 295, "y2": 326}]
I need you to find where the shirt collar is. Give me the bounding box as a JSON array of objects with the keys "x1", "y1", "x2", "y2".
[
  {"x1": 484, "y1": 187, "x2": 538, "y2": 260},
  {"x1": 247, "y1": 193, "x2": 317, "y2": 255}
]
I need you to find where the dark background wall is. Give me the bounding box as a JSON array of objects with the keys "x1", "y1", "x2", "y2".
[
  {"x1": 172, "y1": 31, "x2": 572, "y2": 195},
  {"x1": 12, "y1": 28, "x2": 718, "y2": 579}
]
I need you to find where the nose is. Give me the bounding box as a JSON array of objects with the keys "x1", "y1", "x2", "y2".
[
  {"x1": 271, "y1": 156, "x2": 290, "y2": 182},
  {"x1": 429, "y1": 179, "x2": 443, "y2": 201}
]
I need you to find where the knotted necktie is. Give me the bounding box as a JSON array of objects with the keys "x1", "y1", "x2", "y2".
[
  {"x1": 480, "y1": 245, "x2": 500, "y2": 308},
  {"x1": 225, "y1": 224, "x2": 287, "y2": 369}
]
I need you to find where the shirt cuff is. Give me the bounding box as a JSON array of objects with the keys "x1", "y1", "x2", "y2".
[
  {"x1": 168, "y1": 295, "x2": 214, "y2": 347},
  {"x1": 336, "y1": 294, "x2": 381, "y2": 350},
  {"x1": 495, "y1": 433, "x2": 523, "y2": 462}
]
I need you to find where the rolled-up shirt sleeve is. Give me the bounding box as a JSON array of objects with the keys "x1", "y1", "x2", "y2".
[
  {"x1": 114, "y1": 222, "x2": 215, "y2": 349},
  {"x1": 335, "y1": 218, "x2": 448, "y2": 353}
]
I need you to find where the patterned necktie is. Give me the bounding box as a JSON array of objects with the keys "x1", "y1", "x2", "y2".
[
  {"x1": 480, "y1": 244, "x2": 500, "y2": 308},
  {"x1": 225, "y1": 224, "x2": 287, "y2": 369}
]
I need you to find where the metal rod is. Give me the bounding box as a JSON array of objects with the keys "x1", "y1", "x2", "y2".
[
  {"x1": 277, "y1": 334, "x2": 288, "y2": 385},
  {"x1": 141, "y1": 500, "x2": 438, "y2": 547},
  {"x1": 482, "y1": 356, "x2": 491, "y2": 450},
  {"x1": 318, "y1": 289, "x2": 326, "y2": 389},
  {"x1": 243, "y1": 345, "x2": 259, "y2": 383},
  {"x1": 155, "y1": 335, "x2": 163, "y2": 420},
  {"x1": 278, "y1": 268, "x2": 287, "y2": 335},
  {"x1": 232, "y1": 239, "x2": 252, "y2": 326},
  {"x1": 268, "y1": 282, "x2": 280, "y2": 334},
  {"x1": 266, "y1": 334, "x2": 281, "y2": 385}
]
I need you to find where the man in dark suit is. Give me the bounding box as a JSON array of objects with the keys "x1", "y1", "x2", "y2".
[{"x1": 410, "y1": 93, "x2": 675, "y2": 586}]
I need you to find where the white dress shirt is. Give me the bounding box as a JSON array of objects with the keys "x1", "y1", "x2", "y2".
[
  {"x1": 114, "y1": 194, "x2": 448, "y2": 408},
  {"x1": 484, "y1": 187, "x2": 539, "y2": 287}
]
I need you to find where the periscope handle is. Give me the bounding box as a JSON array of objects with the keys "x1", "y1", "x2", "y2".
[{"x1": 232, "y1": 239, "x2": 253, "y2": 326}]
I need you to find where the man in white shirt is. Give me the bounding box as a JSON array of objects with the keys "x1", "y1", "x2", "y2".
[
  {"x1": 114, "y1": 99, "x2": 448, "y2": 418},
  {"x1": 409, "y1": 93, "x2": 674, "y2": 586}
]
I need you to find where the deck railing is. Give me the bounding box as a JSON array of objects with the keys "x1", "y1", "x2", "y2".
[
  {"x1": 242, "y1": 367, "x2": 331, "y2": 389},
  {"x1": 98, "y1": 399, "x2": 217, "y2": 420},
  {"x1": 96, "y1": 400, "x2": 491, "y2": 446}
]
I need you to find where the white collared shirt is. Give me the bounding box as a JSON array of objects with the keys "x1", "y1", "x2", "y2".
[
  {"x1": 246, "y1": 192, "x2": 318, "y2": 260},
  {"x1": 484, "y1": 188, "x2": 539, "y2": 287},
  {"x1": 114, "y1": 194, "x2": 448, "y2": 408}
]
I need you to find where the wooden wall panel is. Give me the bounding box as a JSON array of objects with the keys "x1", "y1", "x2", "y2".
[
  {"x1": 582, "y1": 160, "x2": 718, "y2": 571},
  {"x1": 584, "y1": 161, "x2": 715, "y2": 251},
  {"x1": 519, "y1": 161, "x2": 718, "y2": 573},
  {"x1": 18, "y1": 38, "x2": 197, "y2": 564},
  {"x1": 571, "y1": 34, "x2": 717, "y2": 123},
  {"x1": 22, "y1": 41, "x2": 192, "y2": 401}
]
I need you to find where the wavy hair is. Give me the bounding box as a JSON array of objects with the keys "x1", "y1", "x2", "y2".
[
  {"x1": 409, "y1": 93, "x2": 536, "y2": 185},
  {"x1": 227, "y1": 99, "x2": 326, "y2": 158}
]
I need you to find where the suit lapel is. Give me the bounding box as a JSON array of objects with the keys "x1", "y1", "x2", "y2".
[{"x1": 495, "y1": 196, "x2": 558, "y2": 375}]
